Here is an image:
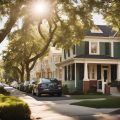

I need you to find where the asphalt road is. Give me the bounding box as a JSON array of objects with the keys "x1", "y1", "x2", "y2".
[{"x1": 10, "y1": 88, "x2": 120, "y2": 120}]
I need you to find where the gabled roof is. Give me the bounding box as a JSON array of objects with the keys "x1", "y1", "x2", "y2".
[
  {"x1": 74, "y1": 54, "x2": 119, "y2": 59},
  {"x1": 86, "y1": 25, "x2": 117, "y2": 37}
]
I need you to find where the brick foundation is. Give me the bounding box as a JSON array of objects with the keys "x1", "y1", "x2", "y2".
[
  {"x1": 83, "y1": 81, "x2": 90, "y2": 94},
  {"x1": 117, "y1": 81, "x2": 120, "y2": 92},
  {"x1": 89, "y1": 80, "x2": 97, "y2": 92},
  {"x1": 105, "y1": 84, "x2": 110, "y2": 95}
]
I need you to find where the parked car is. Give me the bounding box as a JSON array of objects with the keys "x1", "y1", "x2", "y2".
[
  {"x1": 32, "y1": 78, "x2": 62, "y2": 96},
  {"x1": 18, "y1": 83, "x2": 24, "y2": 91},
  {"x1": 23, "y1": 81, "x2": 30, "y2": 92},
  {"x1": 11, "y1": 81, "x2": 19, "y2": 89}
]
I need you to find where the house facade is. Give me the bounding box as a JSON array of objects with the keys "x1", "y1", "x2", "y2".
[{"x1": 57, "y1": 25, "x2": 120, "y2": 94}]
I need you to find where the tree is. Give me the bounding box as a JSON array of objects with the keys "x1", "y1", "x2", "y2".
[
  {"x1": 3, "y1": 20, "x2": 48, "y2": 81},
  {"x1": 82, "y1": 0, "x2": 120, "y2": 33},
  {"x1": 3, "y1": 49, "x2": 25, "y2": 82}
]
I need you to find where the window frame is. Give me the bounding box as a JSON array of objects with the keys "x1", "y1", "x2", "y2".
[
  {"x1": 89, "y1": 42, "x2": 99, "y2": 55},
  {"x1": 88, "y1": 64, "x2": 97, "y2": 80}
]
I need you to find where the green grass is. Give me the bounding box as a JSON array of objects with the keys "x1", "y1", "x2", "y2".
[
  {"x1": 71, "y1": 95, "x2": 120, "y2": 108},
  {"x1": 71, "y1": 95, "x2": 111, "y2": 99}
]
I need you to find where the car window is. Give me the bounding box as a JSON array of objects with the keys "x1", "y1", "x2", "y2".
[{"x1": 41, "y1": 78, "x2": 51, "y2": 83}]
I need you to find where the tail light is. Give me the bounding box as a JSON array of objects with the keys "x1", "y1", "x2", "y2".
[{"x1": 38, "y1": 84, "x2": 43, "y2": 89}]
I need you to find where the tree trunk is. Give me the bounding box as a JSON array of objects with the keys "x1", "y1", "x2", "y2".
[
  {"x1": 26, "y1": 63, "x2": 30, "y2": 81},
  {"x1": 26, "y1": 70, "x2": 30, "y2": 81},
  {"x1": 20, "y1": 71, "x2": 24, "y2": 82}
]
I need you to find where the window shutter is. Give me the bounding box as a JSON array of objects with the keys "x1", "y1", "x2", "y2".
[
  {"x1": 97, "y1": 64, "x2": 101, "y2": 80},
  {"x1": 85, "y1": 42, "x2": 89, "y2": 55}
]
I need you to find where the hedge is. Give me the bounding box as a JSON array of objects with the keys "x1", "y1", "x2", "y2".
[
  {"x1": 0, "y1": 86, "x2": 10, "y2": 95},
  {"x1": 0, "y1": 95, "x2": 31, "y2": 120}
]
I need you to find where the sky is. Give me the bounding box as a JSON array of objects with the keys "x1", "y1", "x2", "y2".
[{"x1": 0, "y1": 14, "x2": 106, "y2": 59}]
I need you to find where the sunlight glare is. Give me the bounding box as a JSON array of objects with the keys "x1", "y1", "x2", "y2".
[{"x1": 32, "y1": 1, "x2": 49, "y2": 16}]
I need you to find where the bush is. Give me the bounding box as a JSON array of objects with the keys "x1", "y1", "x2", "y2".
[
  {"x1": 0, "y1": 86, "x2": 10, "y2": 95},
  {"x1": 0, "y1": 95, "x2": 31, "y2": 120},
  {"x1": 69, "y1": 88, "x2": 84, "y2": 95},
  {"x1": 87, "y1": 90, "x2": 103, "y2": 95},
  {"x1": 62, "y1": 85, "x2": 69, "y2": 94}
]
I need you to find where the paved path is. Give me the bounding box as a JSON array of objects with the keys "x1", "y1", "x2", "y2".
[{"x1": 10, "y1": 88, "x2": 120, "y2": 120}]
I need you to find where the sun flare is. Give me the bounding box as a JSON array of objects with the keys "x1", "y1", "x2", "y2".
[{"x1": 32, "y1": 1, "x2": 49, "y2": 16}]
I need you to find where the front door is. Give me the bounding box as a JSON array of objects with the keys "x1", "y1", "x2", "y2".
[{"x1": 97, "y1": 65, "x2": 111, "y2": 93}]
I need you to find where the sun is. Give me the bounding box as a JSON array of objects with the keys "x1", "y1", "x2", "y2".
[{"x1": 32, "y1": 1, "x2": 49, "y2": 16}]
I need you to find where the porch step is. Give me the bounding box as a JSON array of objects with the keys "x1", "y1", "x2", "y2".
[{"x1": 110, "y1": 87, "x2": 120, "y2": 94}]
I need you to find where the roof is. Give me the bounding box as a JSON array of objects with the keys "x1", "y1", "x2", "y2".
[
  {"x1": 74, "y1": 54, "x2": 119, "y2": 60},
  {"x1": 86, "y1": 25, "x2": 117, "y2": 37}
]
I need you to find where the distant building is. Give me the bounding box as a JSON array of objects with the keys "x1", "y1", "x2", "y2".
[{"x1": 30, "y1": 47, "x2": 62, "y2": 80}]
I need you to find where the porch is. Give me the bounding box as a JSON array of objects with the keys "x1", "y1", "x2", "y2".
[{"x1": 57, "y1": 57, "x2": 120, "y2": 94}]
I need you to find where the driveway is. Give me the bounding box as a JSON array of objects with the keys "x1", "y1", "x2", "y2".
[{"x1": 10, "y1": 89, "x2": 120, "y2": 120}]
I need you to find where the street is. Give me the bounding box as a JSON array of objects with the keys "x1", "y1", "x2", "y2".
[{"x1": 9, "y1": 88, "x2": 120, "y2": 120}]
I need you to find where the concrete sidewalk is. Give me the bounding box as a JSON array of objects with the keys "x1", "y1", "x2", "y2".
[{"x1": 10, "y1": 89, "x2": 120, "y2": 120}]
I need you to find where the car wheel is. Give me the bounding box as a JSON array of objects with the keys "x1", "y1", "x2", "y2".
[{"x1": 57, "y1": 93, "x2": 62, "y2": 97}]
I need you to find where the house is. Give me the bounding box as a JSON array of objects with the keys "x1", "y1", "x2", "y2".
[
  {"x1": 57, "y1": 25, "x2": 120, "y2": 94},
  {"x1": 30, "y1": 47, "x2": 62, "y2": 80}
]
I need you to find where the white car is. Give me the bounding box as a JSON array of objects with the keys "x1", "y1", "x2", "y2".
[{"x1": 11, "y1": 81, "x2": 19, "y2": 88}]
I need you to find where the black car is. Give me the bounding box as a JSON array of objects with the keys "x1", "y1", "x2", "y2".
[
  {"x1": 32, "y1": 78, "x2": 62, "y2": 96},
  {"x1": 18, "y1": 83, "x2": 24, "y2": 91}
]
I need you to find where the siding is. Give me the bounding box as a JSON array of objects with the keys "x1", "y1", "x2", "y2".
[
  {"x1": 100, "y1": 42, "x2": 111, "y2": 56},
  {"x1": 76, "y1": 63, "x2": 84, "y2": 91},
  {"x1": 114, "y1": 42, "x2": 120, "y2": 58},
  {"x1": 63, "y1": 81, "x2": 75, "y2": 93},
  {"x1": 76, "y1": 41, "x2": 87, "y2": 56}
]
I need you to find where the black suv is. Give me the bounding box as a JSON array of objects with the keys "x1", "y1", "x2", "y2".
[{"x1": 32, "y1": 78, "x2": 62, "y2": 96}]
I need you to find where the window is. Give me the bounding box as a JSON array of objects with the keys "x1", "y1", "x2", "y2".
[
  {"x1": 88, "y1": 64, "x2": 97, "y2": 80},
  {"x1": 90, "y1": 42, "x2": 99, "y2": 54},
  {"x1": 68, "y1": 49, "x2": 70, "y2": 57},
  {"x1": 73, "y1": 45, "x2": 75, "y2": 55},
  {"x1": 64, "y1": 66, "x2": 67, "y2": 81}
]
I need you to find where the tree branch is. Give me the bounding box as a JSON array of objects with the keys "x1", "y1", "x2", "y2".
[
  {"x1": 29, "y1": 59, "x2": 37, "y2": 71},
  {"x1": 29, "y1": 19, "x2": 57, "y2": 62},
  {"x1": 38, "y1": 21, "x2": 46, "y2": 40}
]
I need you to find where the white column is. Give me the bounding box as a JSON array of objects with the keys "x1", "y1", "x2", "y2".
[
  {"x1": 83, "y1": 62, "x2": 89, "y2": 81},
  {"x1": 111, "y1": 42, "x2": 114, "y2": 57},
  {"x1": 75, "y1": 63, "x2": 77, "y2": 88},
  {"x1": 117, "y1": 63, "x2": 120, "y2": 81}
]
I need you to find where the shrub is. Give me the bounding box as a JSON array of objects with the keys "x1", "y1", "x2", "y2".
[
  {"x1": 0, "y1": 86, "x2": 10, "y2": 95},
  {"x1": 0, "y1": 95, "x2": 31, "y2": 120},
  {"x1": 69, "y1": 87, "x2": 84, "y2": 95},
  {"x1": 62, "y1": 85, "x2": 69, "y2": 94},
  {"x1": 87, "y1": 90, "x2": 103, "y2": 95}
]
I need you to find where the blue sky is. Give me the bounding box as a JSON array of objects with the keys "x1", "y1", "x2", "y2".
[{"x1": 0, "y1": 14, "x2": 106, "y2": 59}]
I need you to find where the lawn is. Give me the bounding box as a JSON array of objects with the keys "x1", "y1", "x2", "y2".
[
  {"x1": 71, "y1": 95, "x2": 120, "y2": 108},
  {"x1": 71, "y1": 95, "x2": 111, "y2": 99}
]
